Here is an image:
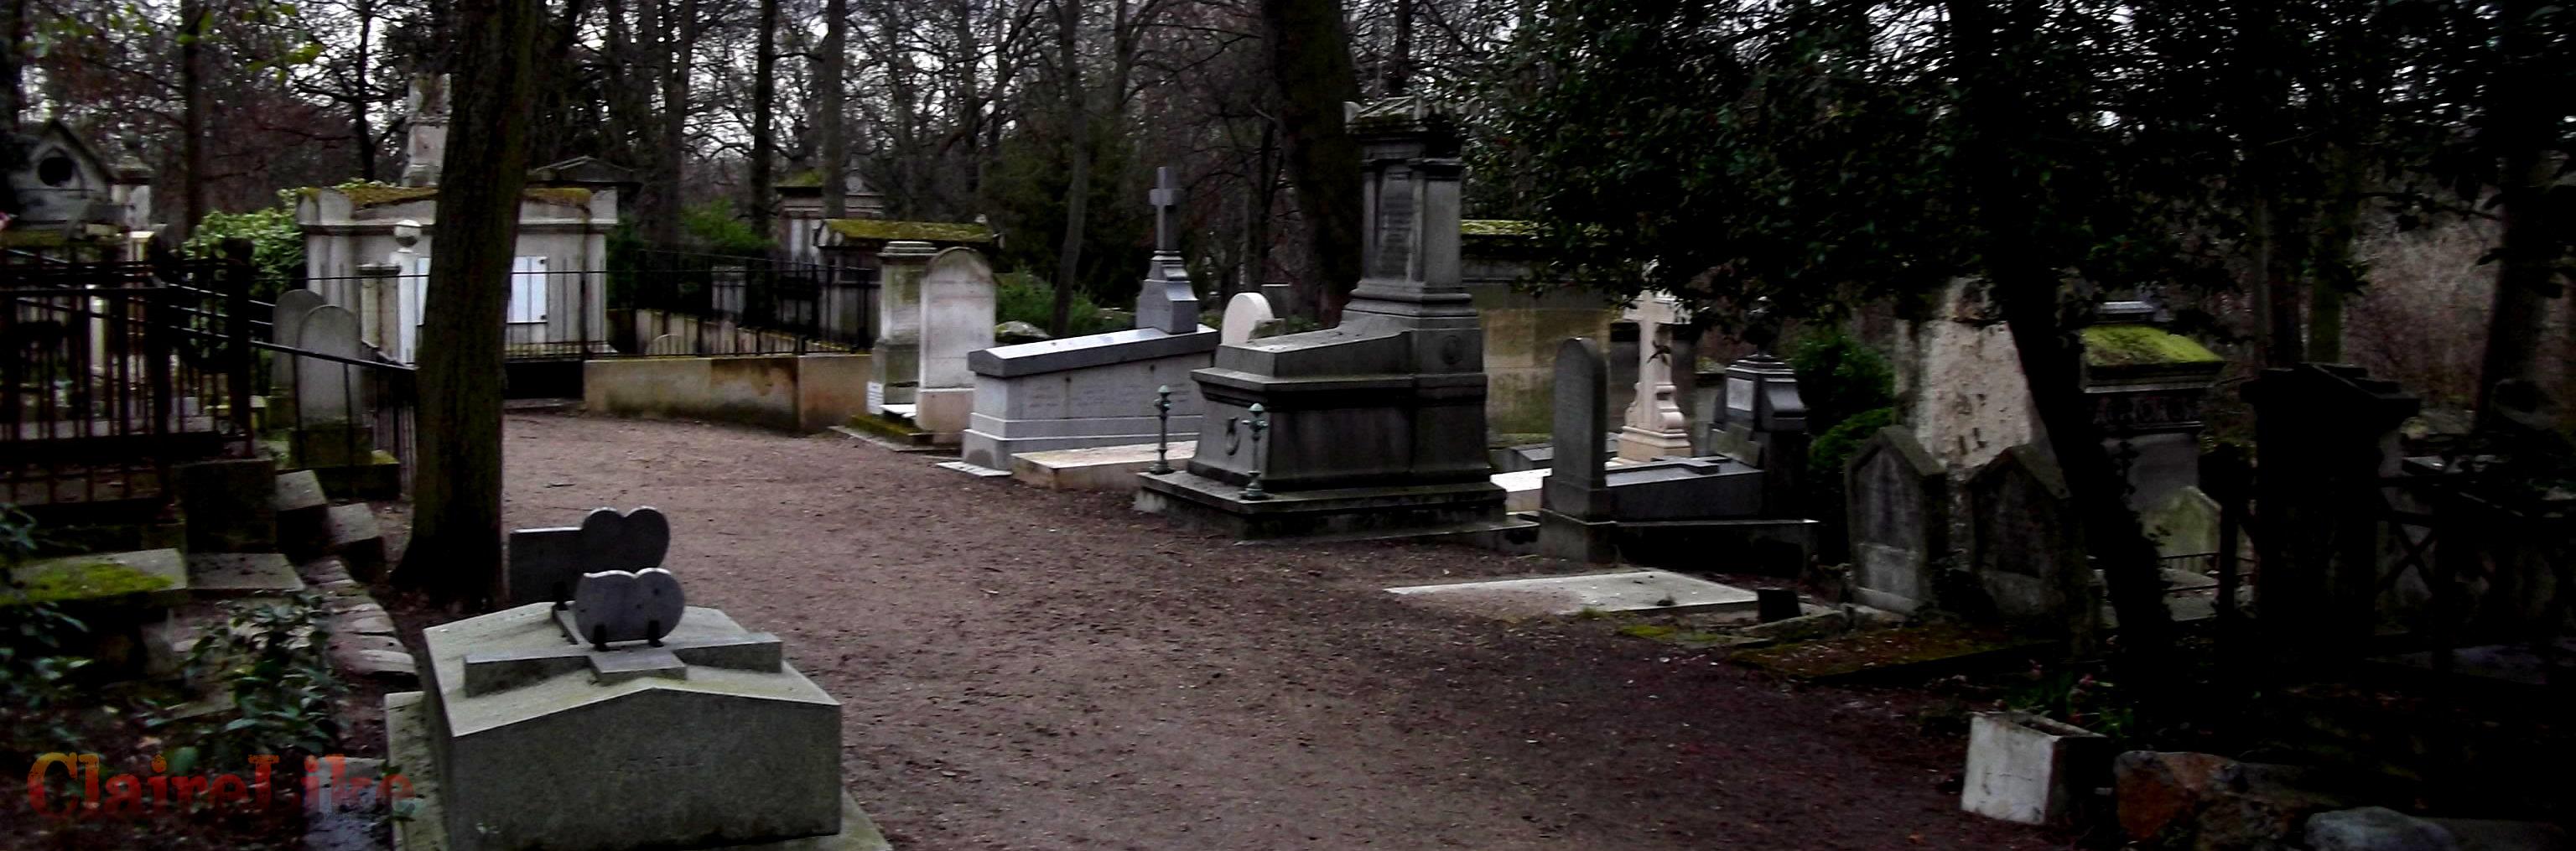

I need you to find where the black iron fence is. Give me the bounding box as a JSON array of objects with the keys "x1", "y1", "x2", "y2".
[
  {"x1": 0, "y1": 245, "x2": 418, "y2": 510},
  {"x1": 610, "y1": 250, "x2": 875, "y2": 356}
]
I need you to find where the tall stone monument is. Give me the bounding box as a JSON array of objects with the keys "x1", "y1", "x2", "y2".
[
  {"x1": 1135, "y1": 97, "x2": 1504, "y2": 539},
  {"x1": 398, "y1": 75, "x2": 449, "y2": 188},
  {"x1": 912, "y1": 246, "x2": 998, "y2": 438},
  {"x1": 1540, "y1": 338, "x2": 1617, "y2": 563},
  {"x1": 960, "y1": 167, "x2": 1221, "y2": 468},
  {"x1": 865, "y1": 241, "x2": 936, "y2": 418},
  {"x1": 1617, "y1": 293, "x2": 1692, "y2": 461}
]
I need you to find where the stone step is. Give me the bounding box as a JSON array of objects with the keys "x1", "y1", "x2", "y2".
[
  {"x1": 185, "y1": 552, "x2": 306, "y2": 597},
  {"x1": 1008, "y1": 441, "x2": 1196, "y2": 492},
  {"x1": 324, "y1": 504, "x2": 387, "y2": 581},
  {"x1": 829, "y1": 424, "x2": 950, "y2": 454},
  {"x1": 274, "y1": 469, "x2": 331, "y2": 559},
  {"x1": 327, "y1": 631, "x2": 417, "y2": 682}
]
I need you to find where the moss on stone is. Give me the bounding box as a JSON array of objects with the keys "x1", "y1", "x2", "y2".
[
  {"x1": 7, "y1": 559, "x2": 173, "y2": 605},
  {"x1": 339, "y1": 184, "x2": 442, "y2": 208},
  {"x1": 302, "y1": 184, "x2": 593, "y2": 210},
  {"x1": 823, "y1": 219, "x2": 995, "y2": 243},
  {"x1": 778, "y1": 170, "x2": 825, "y2": 188},
  {"x1": 1460, "y1": 219, "x2": 1535, "y2": 237},
  {"x1": 522, "y1": 187, "x2": 594, "y2": 208},
  {"x1": 2082, "y1": 324, "x2": 2222, "y2": 367}
]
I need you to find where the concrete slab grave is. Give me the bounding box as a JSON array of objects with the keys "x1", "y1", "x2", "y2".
[{"x1": 1384, "y1": 569, "x2": 1758, "y2": 618}]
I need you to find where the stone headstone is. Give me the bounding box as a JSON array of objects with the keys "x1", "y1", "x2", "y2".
[
  {"x1": 643, "y1": 333, "x2": 689, "y2": 355},
  {"x1": 1540, "y1": 338, "x2": 1615, "y2": 562},
  {"x1": 575, "y1": 506, "x2": 669, "y2": 573},
  {"x1": 506, "y1": 526, "x2": 583, "y2": 607},
  {"x1": 867, "y1": 241, "x2": 936, "y2": 415},
  {"x1": 570, "y1": 568, "x2": 685, "y2": 646},
  {"x1": 271, "y1": 288, "x2": 327, "y2": 391},
  {"x1": 911, "y1": 246, "x2": 998, "y2": 436},
  {"x1": 1221, "y1": 292, "x2": 1275, "y2": 345},
  {"x1": 2139, "y1": 485, "x2": 2219, "y2": 558},
  {"x1": 293, "y1": 304, "x2": 366, "y2": 425},
  {"x1": 1846, "y1": 425, "x2": 1949, "y2": 614},
  {"x1": 1966, "y1": 444, "x2": 2097, "y2": 636}
]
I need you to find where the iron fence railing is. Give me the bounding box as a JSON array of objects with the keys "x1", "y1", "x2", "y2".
[
  {"x1": 611, "y1": 250, "x2": 876, "y2": 355},
  {"x1": 0, "y1": 244, "x2": 418, "y2": 509}
]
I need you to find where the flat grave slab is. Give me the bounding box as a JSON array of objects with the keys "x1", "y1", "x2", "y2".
[
  {"x1": 1011, "y1": 441, "x2": 1195, "y2": 492},
  {"x1": 9, "y1": 548, "x2": 190, "y2": 608},
  {"x1": 934, "y1": 460, "x2": 1011, "y2": 478},
  {"x1": 186, "y1": 552, "x2": 306, "y2": 596},
  {"x1": 1384, "y1": 569, "x2": 1758, "y2": 617}
]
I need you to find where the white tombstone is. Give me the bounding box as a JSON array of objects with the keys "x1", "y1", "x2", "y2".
[
  {"x1": 866, "y1": 241, "x2": 935, "y2": 417},
  {"x1": 1617, "y1": 293, "x2": 1693, "y2": 461},
  {"x1": 293, "y1": 305, "x2": 366, "y2": 426},
  {"x1": 270, "y1": 288, "x2": 327, "y2": 395},
  {"x1": 911, "y1": 247, "x2": 997, "y2": 437},
  {"x1": 1221, "y1": 292, "x2": 1275, "y2": 345}
]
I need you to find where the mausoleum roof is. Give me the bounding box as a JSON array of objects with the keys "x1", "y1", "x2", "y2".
[
  {"x1": 2080, "y1": 324, "x2": 2222, "y2": 367},
  {"x1": 823, "y1": 218, "x2": 995, "y2": 244}
]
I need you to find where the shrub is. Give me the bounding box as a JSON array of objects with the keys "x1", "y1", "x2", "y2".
[
  {"x1": 185, "y1": 195, "x2": 306, "y2": 300},
  {"x1": 996, "y1": 272, "x2": 1118, "y2": 337},
  {"x1": 1787, "y1": 326, "x2": 1898, "y2": 430}
]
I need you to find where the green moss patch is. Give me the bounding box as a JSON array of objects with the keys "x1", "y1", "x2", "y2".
[
  {"x1": 1461, "y1": 219, "x2": 1535, "y2": 238},
  {"x1": 2083, "y1": 324, "x2": 2222, "y2": 367},
  {"x1": 823, "y1": 219, "x2": 995, "y2": 243},
  {"x1": 8, "y1": 559, "x2": 174, "y2": 605}
]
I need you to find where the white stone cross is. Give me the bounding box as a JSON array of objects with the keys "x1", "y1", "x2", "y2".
[{"x1": 1149, "y1": 166, "x2": 1179, "y2": 253}]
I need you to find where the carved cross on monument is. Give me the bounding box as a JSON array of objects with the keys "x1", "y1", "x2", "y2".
[
  {"x1": 1135, "y1": 165, "x2": 1201, "y2": 334},
  {"x1": 1149, "y1": 166, "x2": 1180, "y2": 254}
]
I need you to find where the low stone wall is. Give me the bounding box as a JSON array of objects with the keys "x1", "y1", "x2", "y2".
[
  {"x1": 626, "y1": 308, "x2": 857, "y2": 356},
  {"x1": 584, "y1": 353, "x2": 871, "y2": 433}
]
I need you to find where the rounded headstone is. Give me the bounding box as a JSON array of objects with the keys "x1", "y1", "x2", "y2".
[
  {"x1": 293, "y1": 304, "x2": 366, "y2": 424},
  {"x1": 571, "y1": 568, "x2": 685, "y2": 646},
  {"x1": 577, "y1": 506, "x2": 671, "y2": 573},
  {"x1": 1221, "y1": 292, "x2": 1275, "y2": 345}
]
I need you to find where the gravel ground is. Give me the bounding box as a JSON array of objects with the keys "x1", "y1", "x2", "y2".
[{"x1": 491, "y1": 413, "x2": 2054, "y2": 851}]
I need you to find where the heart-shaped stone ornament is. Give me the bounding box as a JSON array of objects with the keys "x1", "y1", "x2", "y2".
[
  {"x1": 577, "y1": 506, "x2": 670, "y2": 573},
  {"x1": 571, "y1": 568, "x2": 686, "y2": 646}
]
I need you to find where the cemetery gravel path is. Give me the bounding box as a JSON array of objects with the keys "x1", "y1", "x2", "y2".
[{"x1": 498, "y1": 413, "x2": 2056, "y2": 851}]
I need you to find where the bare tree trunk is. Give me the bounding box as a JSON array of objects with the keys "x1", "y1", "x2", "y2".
[
  {"x1": 179, "y1": 0, "x2": 206, "y2": 238},
  {"x1": 1048, "y1": 0, "x2": 1088, "y2": 338},
  {"x1": 2473, "y1": 0, "x2": 2563, "y2": 429},
  {"x1": 819, "y1": 0, "x2": 848, "y2": 219},
  {"x1": 647, "y1": 0, "x2": 699, "y2": 247},
  {"x1": 352, "y1": 0, "x2": 378, "y2": 180},
  {"x1": 396, "y1": 0, "x2": 540, "y2": 608},
  {"x1": 1946, "y1": 0, "x2": 2174, "y2": 681},
  {"x1": 1257, "y1": 0, "x2": 1362, "y2": 324},
  {"x1": 748, "y1": 0, "x2": 778, "y2": 249},
  {"x1": 1386, "y1": 0, "x2": 1412, "y2": 96}
]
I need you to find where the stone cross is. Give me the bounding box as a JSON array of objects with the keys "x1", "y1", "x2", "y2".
[
  {"x1": 1149, "y1": 166, "x2": 1180, "y2": 254},
  {"x1": 1135, "y1": 165, "x2": 1201, "y2": 335}
]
